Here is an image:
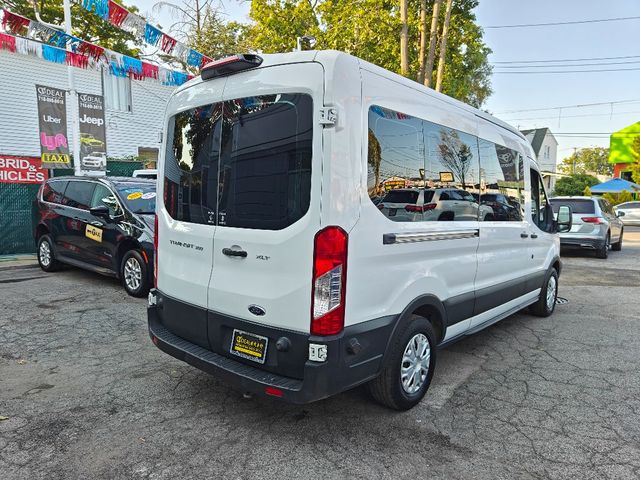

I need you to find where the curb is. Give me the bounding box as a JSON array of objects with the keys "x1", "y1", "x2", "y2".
[{"x1": 0, "y1": 263, "x2": 39, "y2": 272}]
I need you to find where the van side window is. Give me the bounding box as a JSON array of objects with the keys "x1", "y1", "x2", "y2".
[
  {"x1": 530, "y1": 169, "x2": 552, "y2": 231},
  {"x1": 368, "y1": 105, "x2": 480, "y2": 222},
  {"x1": 478, "y1": 139, "x2": 524, "y2": 221},
  {"x1": 42, "y1": 181, "x2": 68, "y2": 204},
  {"x1": 91, "y1": 184, "x2": 122, "y2": 217},
  {"x1": 63, "y1": 181, "x2": 95, "y2": 210}
]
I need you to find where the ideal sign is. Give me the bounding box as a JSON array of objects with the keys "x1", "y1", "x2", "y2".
[
  {"x1": 0, "y1": 156, "x2": 49, "y2": 184},
  {"x1": 35, "y1": 85, "x2": 71, "y2": 169}
]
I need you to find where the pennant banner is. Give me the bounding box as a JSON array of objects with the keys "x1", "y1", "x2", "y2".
[
  {"x1": 144, "y1": 24, "x2": 162, "y2": 46},
  {"x1": 108, "y1": 1, "x2": 129, "y2": 27},
  {"x1": 0, "y1": 31, "x2": 16, "y2": 52},
  {"x1": 2, "y1": 11, "x2": 29, "y2": 34},
  {"x1": 82, "y1": 0, "x2": 109, "y2": 20}
]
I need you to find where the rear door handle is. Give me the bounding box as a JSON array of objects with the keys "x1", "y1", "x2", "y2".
[
  {"x1": 530, "y1": 233, "x2": 538, "y2": 239},
  {"x1": 520, "y1": 232, "x2": 529, "y2": 238},
  {"x1": 222, "y1": 248, "x2": 247, "y2": 258}
]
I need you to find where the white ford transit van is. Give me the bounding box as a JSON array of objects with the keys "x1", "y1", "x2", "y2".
[{"x1": 148, "y1": 51, "x2": 572, "y2": 410}]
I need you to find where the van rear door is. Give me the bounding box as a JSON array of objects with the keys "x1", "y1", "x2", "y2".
[{"x1": 208, "y1": 63, "x2": 323, "y2": 334}]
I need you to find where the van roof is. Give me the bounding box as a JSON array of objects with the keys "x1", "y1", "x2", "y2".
[{"x1": 177, "y1": 50, "x2": 525, "y2": 142}]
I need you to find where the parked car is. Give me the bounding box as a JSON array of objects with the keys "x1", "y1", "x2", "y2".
[
  {"x1": 81, "y1": 151, "x2": 107, "y2": 170},
  {"x1": 33, "y1": 176, "x2": 156, "y2": 296},
  {"x1": 473, "y1": 192, "x2": 521, "y2": 221},
  {"x1": 614, "y1": 201, "x2": 640, "y2": 226},
  {"x1": 549, "y1": 196, "x2": 624, "y2": 259},
  {"x1": 378, "y1": 188, "x2": 493, "y2": 222},
  {"x1": 132, "y1": 168, "x2": 157, "y2": 180},
  {"x1": 148, "y1": 51, "x2": 572, "y2": 410}
]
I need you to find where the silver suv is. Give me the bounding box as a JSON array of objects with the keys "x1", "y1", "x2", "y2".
[{"x1": 549, "y1": 196, "x2": 624, "y2": 259}]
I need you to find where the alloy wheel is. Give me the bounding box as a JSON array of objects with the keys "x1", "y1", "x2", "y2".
[
  {"x1": 124, "y1": 257, "x2": 142, "y2": 292},
  {"x1": 39, "y1": 240, "x2": 51, "y2": 267},
  {"x1": 546, "y1": 275, "x2": 557, "y2": 311}
]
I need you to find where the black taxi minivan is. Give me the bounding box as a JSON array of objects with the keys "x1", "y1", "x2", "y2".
[{"x1": 32, "y1": 176, "x2": 156, "y2": 297}]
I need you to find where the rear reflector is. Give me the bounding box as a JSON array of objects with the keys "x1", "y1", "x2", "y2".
[
  {"x1": 264, "y1": 386, "x2": 283, "y2": 397},
  {"x1": 201, "y1": 54, "x2": 263, "y2": 80},
  {"x1": 311, "y1": 226, "x2": 348, "y2": 336},
  {"x1": 581, "y1": 216, "x2": 604, "y2": 224}
]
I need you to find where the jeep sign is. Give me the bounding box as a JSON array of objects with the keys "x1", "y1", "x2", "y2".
[{"x1": 78, "y1": 92, "x2": 107, "y2": 173}]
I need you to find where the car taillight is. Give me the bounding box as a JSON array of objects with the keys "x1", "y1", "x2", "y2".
[
  {"x1": 311, "y1": 226, "x2": 348, "y2": 336},
  {"x1": 404, "y1": 203, "x2": 437, "y2": 213},
  {"x1": 377, "y1": 203, "x2": 385, "y2": 210},
  {"x1": 424, "y1": 203, "x2": 437, "y2": 210},
  {"x1": 153, "y1": 214, "x2": 158, "y2": 288},
  {"x1": 581, "y1": 216, "x2": 604, "y2": 224}
]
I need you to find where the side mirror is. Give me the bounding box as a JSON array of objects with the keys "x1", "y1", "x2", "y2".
[
  {"x1": 90, "y1": 205, "x2": 110, "y2": 219},
  {"x1": 556, "y1": 205, "x2": 572, "y2": 233},
  {"x1": 617, "y1": 210, "x2": 625, "y2": 217}
]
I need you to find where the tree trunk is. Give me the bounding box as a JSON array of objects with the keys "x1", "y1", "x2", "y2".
[
  {"x1": 424, "y1": 0, "x2": 442, "y2": 87},
  {"x1": 400, "y1": 0, "x2": 409, "y2": 76},
  {"x1": 417, "y1": 0, "x2": 428, "y2": 83},
  {"x1": 435, "y1": 0, "x2": 453, "y2": 92}
]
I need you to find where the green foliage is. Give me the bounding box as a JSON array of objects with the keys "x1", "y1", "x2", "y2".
[
  {"x1": 559, "y1": 147, "x2": 612, "y2": 176},
  {"x1": 554, "y1": 174, "x2": 600, "y2": 197},
  {"x1": 244, "y1": 0, "x2": 492, "y2": 107},
  {"x1": 3, "y1": 0, "x2": 143, "y2": 56},
  {"x1": 627, "y1": 137, "x2": 640, "y2": 184},
  {"x1": 603, "y1": 190, "x2": 634, "y2": 206},
  {"x1": 583, "y1": 185, "x2": 592, "y2": 196}
]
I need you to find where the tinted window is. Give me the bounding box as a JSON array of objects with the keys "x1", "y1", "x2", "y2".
[
  {"x1": 381, "y1": 190, "x2": 419, "y2": 204},
  {"x1": 63, "y1": 181, "x2": 95, "y2": 209},
  {"x1": 91, "y1": 184, "x2": 123, "y2": 217},
  {"x1": 42, "y1": 180, "x2": 67, "y2": 204},
  {"x1": 116, "y1": 183, "x2": 156, "y2": 214},
  {"x1": 164, "y1": 94, "x2": 312, "y2": 230},
  {"x1": 478, "y1": 139, "x2": 524, "y2": 221},
  {"x1": 218, "y1": 94, "x2": 313, "y2": 230},
  {"x1": 549, "y1": 199, "x2": 595, "y2": 214},
  {"x1": 368, "y1": 105, "x2": 480, "y2": 222}
]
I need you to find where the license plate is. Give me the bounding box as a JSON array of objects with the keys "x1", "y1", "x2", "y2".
[
  {"x1": 388, "y1": 208, "x2": 397, "y2": 217},
  {"x1": 230, "y1": 329, "x2": 268, "y2": 364}
]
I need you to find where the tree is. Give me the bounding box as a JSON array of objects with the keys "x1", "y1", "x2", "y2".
[
  {"x1": 554, "y1": 174, "x2": 600, "y2": 197},
  {"x1": 438, "y1": 128, "x2": 472, "y2": 188},
  {"x1": 626, "y1": 137, "x2": 640, "y2": 184},
  {"x1": 603, "y1": 191, "x2": 634, "y2": 206},
  {"x1": 244, "y1": 0, "x2": 493, "y2": 107},
  {"x1": 435, "y1": 0, "x2": 453, "y2": 92},
  {"x1": 423, "y1": 0, "x2": 441, "y2": 87},
  {"x1": 558, "y1": 147, "x2": 612, "y2": 176},
  {"x1": 4, "y1": 0, "x2": 143, "y2": 56},
  {"x1": 399, "y1": 0, "x2": 409, "y2": 75}
]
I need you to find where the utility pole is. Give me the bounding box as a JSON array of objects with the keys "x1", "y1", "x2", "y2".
[
  {"x1": 435, "y1": 0, "x2": 453, "y2": 92},
  {"x1": 63, "y1": 0, "x2": 82, "y2": 176},
  {"x1": 400, "y1": 0, "x2": 409, "y2": 75},
  {"x1": 424, "y1": 0, "x2": 442, "y2": 87}
]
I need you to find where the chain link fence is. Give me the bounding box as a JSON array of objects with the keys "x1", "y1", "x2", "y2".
[{"x1": 0, "y1": 160, "x2": 145, "y2": 255}]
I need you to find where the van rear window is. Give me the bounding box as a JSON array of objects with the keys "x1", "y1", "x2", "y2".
[
  {"x1": 164, "y1": 93, "x2": 313, "y2": 230},
  {"x1": 550, "y1": 199, "x2": 595, "y2": 214},
  {"x1": 382, "y1": 190, "x2": 419, "y2": 204}
]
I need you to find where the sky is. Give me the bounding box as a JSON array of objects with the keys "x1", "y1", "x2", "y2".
[{"x1": 133, "y1": 0, "x2": 640, "y2": 163}]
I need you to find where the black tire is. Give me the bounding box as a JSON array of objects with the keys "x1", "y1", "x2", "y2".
[
  {"x1": 529, "y1": 268, "x2": 558, "y2": 317},
  {"x1": 121, "y1": 250, "x2": 149, "y2": 297},
  {"x1": 611, "y1": 229, "x2": 623, "y2": 251},
  {"x1": 368, "y1": 316, "x2": 437, "y2": 411},
  {"x1": 37, "y1": 234, "x2": 60, "y2": 272},
  {"x1": 595, "y1": 232, "x2": 610, "y2": 259}
]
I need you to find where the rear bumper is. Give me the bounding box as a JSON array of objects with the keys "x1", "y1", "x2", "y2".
[
  {"x1": 147, "y1": 290, "x2": 396, "y2": 404},
  {"x1": 559, "y1": 236, "x2": 605, "y2": 250}
]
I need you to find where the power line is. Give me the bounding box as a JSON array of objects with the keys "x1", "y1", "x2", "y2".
[
  {"x1": 501, "y1": 110, "x2": 640, "y2": 122},
  {"x1": 494, "y1": 67, "x2": 640, "y2": 74},
  {"x1": 491, "y1": 54, "x2": 640, "y2": 64},
  {"x1": 494, "y1": 99, "x2": 640, "y2": 114},
  {"x1": 495, "y1": 60, "x2": 640, "y2": 69},
  {"x1": 485, "y1": 16, "x2": 640, "y2": 29}
]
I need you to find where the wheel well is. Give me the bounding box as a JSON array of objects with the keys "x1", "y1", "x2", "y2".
[
  {"x1": 35, "y1": 224, "x2": 49, "y2": 240},
  {"x1": 552, "y1": 259, "x2": 561, "y2": 277},
  {"x1": 116, "y1": 240, "x2": 142, "y2": 274},
  {"x1": 411, "y1": 304, "x2": 445, "y2": 344}
]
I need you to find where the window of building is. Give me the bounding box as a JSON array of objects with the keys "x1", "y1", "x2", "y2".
[
  {"x1": 102, "y1": 68, "x2": 132, "y2": 112},
  {"x1": 544, "y1": 145, "x2": 550, "y2": 159}
]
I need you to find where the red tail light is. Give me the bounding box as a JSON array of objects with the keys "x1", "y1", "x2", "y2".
[
  {"x1": 311, "y1": 226, "x2": 348, "y2": 336},
  {"x1": 581, "y1": 216, "x2": 604, "y2": 224},
  {"x1": 377, "y1": 203, "x2": 385, "y2": 210},
  {"x1": 405, "y1": 203, "x2": 437, "y2": 213},
  {"x1": 153, "y1": 214, "x2": 158, "y2": 288}
]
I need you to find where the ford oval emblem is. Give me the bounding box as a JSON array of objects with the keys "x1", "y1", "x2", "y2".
[{"x1": 248, "y1": 305, "x2": 266, "y2": 316}]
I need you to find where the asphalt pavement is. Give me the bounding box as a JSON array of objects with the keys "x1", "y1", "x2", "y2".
[{"x1": 1, "y1": 229, "x2": 640, "y2": 479}]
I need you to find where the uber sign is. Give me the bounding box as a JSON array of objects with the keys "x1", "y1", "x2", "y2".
[
  {"x1": 35, "y1": 85, "x2": 70, "y2": 169},
  {"x1": 78, "y1": 93, "x2": 107, "y2": 173}
]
